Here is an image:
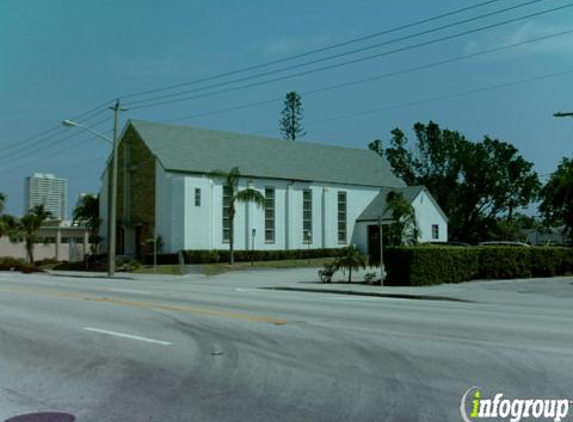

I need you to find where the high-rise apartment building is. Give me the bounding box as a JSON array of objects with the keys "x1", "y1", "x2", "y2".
[{"x1": 25, "y1": 173, "x2": 67, "y2": 220}]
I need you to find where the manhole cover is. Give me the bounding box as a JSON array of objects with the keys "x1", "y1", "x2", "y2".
[{"x1": 4, "y1": 413, "x2": 75, "y2": 422}]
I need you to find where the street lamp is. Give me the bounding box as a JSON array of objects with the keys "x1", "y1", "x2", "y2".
[
  {"x1": 62, "y1": 110, "x2": 119, "y2": 278},
  {"x1": 62, "y1": 120, "x2": 112, "y2": 144}
]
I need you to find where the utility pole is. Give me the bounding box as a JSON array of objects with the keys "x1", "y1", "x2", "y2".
[
  {"x1": 378, "y1": 216, "x2": 385, "y2": 286},
  {"x1": 108, "y1": 99, "x2": 126, "y2": 278}
]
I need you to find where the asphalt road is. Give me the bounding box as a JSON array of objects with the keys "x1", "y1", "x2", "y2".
[{"x1": 0, "y1": 271, "x2": 572, "y2": 422}]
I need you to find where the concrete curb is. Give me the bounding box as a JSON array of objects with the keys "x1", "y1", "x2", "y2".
[{"x1": 264, "y1": 286, "x2": 473, "y2": 303}]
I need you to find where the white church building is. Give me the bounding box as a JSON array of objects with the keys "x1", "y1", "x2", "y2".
[{"x1": 99, "y1": 120, "x2": 447, "y2": 257}]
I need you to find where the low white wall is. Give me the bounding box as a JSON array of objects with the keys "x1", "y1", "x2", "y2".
[{"x1": 0, "y1": 237, "x2": 86, "y2": 262}]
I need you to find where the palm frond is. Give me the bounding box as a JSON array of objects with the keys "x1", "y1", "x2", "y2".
[
  {"x1": 211, "y1": 166, "x2": 241, "y2": 189},
  {"x1": 235, "y1": 188, "x2": 266, "y2": 208}
]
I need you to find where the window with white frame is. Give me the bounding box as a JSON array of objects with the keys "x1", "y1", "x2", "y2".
[
  {"x1": 265, "y1": 187, "x2": 275, "y2": 243},
  {"x1": 222, "y1": 186, "x2": 232, "y2": 242},
  {"x1": 303, "y1": 189, "x2": 312, "y2": 244},
  {"x1": 337, "y1": 191, "x2": 347, "y2": 244}
]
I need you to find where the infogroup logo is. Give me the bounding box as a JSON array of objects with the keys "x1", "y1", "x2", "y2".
[{"x1": 460, "y1": 387, "x2": 571, "y2": 422}]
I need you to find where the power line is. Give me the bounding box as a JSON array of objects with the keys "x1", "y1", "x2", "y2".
[
  {"x1": 126, "y1": 0, "x2": 546, "y2": 108},
  {"x1": 0, "y1": 131, "x2": 112, "y2": 178},
  {"x1": 155, "y1": 28, "x2": 573, "y2": 124},
  {"x1": 128, "y1": 2, "x2": 572, "y2": 111},
  {"x1": 120, "y1": 0, "x2": 509, "y2": 101},
  {"x1": 11, "y1": 67, "x2": 570, "y2": 175},
  {"x1": 8, "y1": 71, "x2": 569, "y2": 179},
  {"x1": 254, "y1": 68, "x2": 573, "y2": 135},
  {"x1": 0, "y1": 115, "x2": 111, "y2": 164},
  {"x1": 1, "y1": 99, "x2": 114, "y2": 153}
]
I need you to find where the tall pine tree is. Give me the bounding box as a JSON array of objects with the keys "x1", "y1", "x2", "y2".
[{"x1": 279, "y1": 91, "x2": 306, "y2": 141}]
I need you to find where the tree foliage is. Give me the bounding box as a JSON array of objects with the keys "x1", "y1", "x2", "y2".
[
  {"x1": 73, "y1": 194, "x2": 100, "y2": 232},
  {"x1": 73, "y1": 194, "x2": 102, "y2": 254},
  {"x1": 379, "y1": 121, "x2": 540, "y2": 242},
  {"x1": 539, "y1": 157, "x2": 573, "y2": 240},
  {"x1": 212, "y1": 167, "x2": 265, "y2": 264},
  {"x1": 279, "y1": 91, "x2": 306, "y2": 141},
  {"x1": 334, "y1": 245, "x2": 366, "y2": 283},
  {"x1": 9, "y1": 205, "x2": 52, "y2": 263},
  {"x1": 384, "y1": 191, "x2": 419, "y2": 246}
]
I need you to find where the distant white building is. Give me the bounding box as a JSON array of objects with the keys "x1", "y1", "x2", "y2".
[
  {"x1": 99, "y1": 120, "x2": 448, "y2": 256},
  {"x1": 25, "y1": 173, "x2": 67, "y2": 220}
]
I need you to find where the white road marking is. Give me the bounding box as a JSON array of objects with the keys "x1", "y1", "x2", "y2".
[
  {"x1": 84, "y1": 327, "x2": 171, "y2": 345},
  {"x1": 108, "y1": 288, "x2": 152, "y2": 295}
]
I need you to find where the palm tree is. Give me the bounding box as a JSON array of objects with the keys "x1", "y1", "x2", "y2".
[
  {"x1": 384, "y1": 191, "x2": 419, "y2": 246},
  {"x1": 335, "y1": 245, "x2": 367, "y2": 283},
  {"x1": 10, "y1": 205, "x2": 52, "y2": 264},
  {"x1": 212, "y1": 167, "x2": 265, "y2": 265},
  {"x1": 73, "y1": 194, "x2": 101, "y2": 254}
]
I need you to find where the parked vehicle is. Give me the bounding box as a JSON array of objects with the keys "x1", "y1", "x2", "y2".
[
  {"x1": 428, "y1": 241, "x2": 471, "y2": 247},
  {"x1": 478, "y1": 241, "x2": 530, "y2": 248}
]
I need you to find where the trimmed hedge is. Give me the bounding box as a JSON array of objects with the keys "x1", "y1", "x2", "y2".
[
  {"x1": 385, "y1": 246, "x2": 573, "y2": 286},
  {"x1": 143, "y1": 248, "x2": 344, "y2": 265}
]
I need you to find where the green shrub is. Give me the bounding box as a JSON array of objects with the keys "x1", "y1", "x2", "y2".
[
  {"x1": 175, "y1": 248, "x2": 344, "y2": 264},
  {"x1": 318, "y1": 262, "x2": 337, "y2": 283},
  {"x1": 477, "y1": 247, "x2": 531, "y2": 279},
  {"x1": 364, "y1": 272, "x2": 377, "y2": 284},
  {"x1": 35, "y1": 258, "x2": 60, "y2": 266},
  {"x1": 0, "y1": 256, "x2": 42, "y2": 273},
  {"x1": 384, "y1": 246, "x2": 573, "y2": 286},
  {"x1": 385, "y1": 246, "x2": 479, "y2": 286}
]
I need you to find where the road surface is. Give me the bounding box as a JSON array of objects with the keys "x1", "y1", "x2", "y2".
[{"x1": 0, "y1": 271, "x2": 572, "y2": 421}]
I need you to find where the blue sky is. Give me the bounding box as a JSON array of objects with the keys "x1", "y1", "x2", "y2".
[{"x1": 1, "y1": 0, "x2": 572, "y2": 217}]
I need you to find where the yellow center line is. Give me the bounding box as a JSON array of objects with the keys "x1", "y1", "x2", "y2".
[{"x1": 0, "y1": 287, "x2": 287, "y2": 325}]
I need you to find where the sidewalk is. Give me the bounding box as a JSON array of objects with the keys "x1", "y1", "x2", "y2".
[
  {"x1": 43, "y1": 266, "x2": 573, "y2": 306},
  {"x1": 190, "y1": 266, "x2": 475, "y2": 302}
]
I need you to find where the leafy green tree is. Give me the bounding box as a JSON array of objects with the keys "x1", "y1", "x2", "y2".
[
  {"x1": 279, "y1": 91, "x2": 306, "y2": 141},
  {"x1": 212, "y1": 167, "x2": 265, "y2": 264},
  {"x1": 457, "y1": 137, "x2": 540, "y2": 241},
  {"x1": 379, "y1": 121, "x2": 540, "y2": 242},
  {"x1": 539, "y1": 157, "x2": 573, "y2": 240},
  {"x1": 73, "y1": 194, "x2": 102, "y2": 254},
  {"x1": 334, "y1": 245, "x2": 367, "y2": 283},
  {"x1": 0, "y1": 192, "x2": 5, "y2": 214},
  {"x1": 9, "y1": 205, "x2": 52, "y2": 263},
  {"x1": 384, "y1": 191, "x2": 419, "y2": 246}
]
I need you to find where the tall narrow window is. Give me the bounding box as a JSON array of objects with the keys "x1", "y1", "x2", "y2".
[
  {"x1": 432, "y1": 224, "x2": 439, "y2": 239},
  {"x1": 265, "y1": 187, "x2": 275, "y2": 243},
  {"x1": 222, "y1": 186, "x2": 232, "y2": 242},
  {"x1": 337, "y1": 191, "x2": 347, "y2": 244},
  {"x1": 194, "y1": 188, "x2": 201, "y2": 207},
  {"x1": 303, "y1": 189, "x2": 312, "y2": 244}
]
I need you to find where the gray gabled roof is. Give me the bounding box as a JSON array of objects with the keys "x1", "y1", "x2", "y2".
[
  {"x1": 127, "y1": 120, "x2": 406, "y2": 188},
  {"x1": 357, "y1": 186, "x2": 447, "y2": 222}
]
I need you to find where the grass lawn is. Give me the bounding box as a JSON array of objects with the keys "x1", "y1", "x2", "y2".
[
  {"x1": 201, "y1": 257, "x2": 336, "y2": 276},
  {"x1": 133, "y1": 265, "x2": 184, "y2": 275},
  {"x1": 51, "y1": 258, "x2": 336, "y2": 276}
]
